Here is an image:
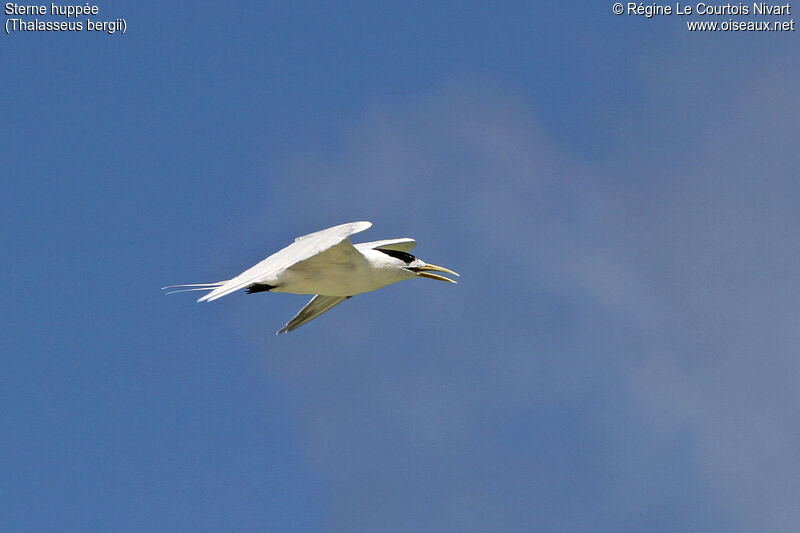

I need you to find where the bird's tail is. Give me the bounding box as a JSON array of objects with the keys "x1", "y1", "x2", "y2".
[{"x1": 161, "y1": 282, "x2": 226, "y2": 301}]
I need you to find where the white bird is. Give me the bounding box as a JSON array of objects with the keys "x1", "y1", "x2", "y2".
[{"x1": 163, "y1": 221, "x2": 459, "y2": 334}]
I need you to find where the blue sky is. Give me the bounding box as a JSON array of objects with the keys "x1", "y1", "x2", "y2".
[{"x1": 3, "y1": 2, "x2": 799, "y2": 532}]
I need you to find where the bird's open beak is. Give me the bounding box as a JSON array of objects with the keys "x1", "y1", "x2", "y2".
[{"x1": 410, "y1": 263, "x2": 460, "y2": 283}]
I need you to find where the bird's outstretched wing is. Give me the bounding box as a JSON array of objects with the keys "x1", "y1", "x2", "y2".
[
  {"x1": 355, "y1": 237, "x2": 416, "y2": 253},
  {"x1": 277, "y1": 295, "x2": 351, "y2": 334},
  {"x1": 165, "y1": 221, "x2": 372, "y2": 302}
]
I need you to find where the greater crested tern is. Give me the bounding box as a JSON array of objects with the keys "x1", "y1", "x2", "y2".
[{"x1": 163, "y1": 221, "x2": 459, "y2": 334}]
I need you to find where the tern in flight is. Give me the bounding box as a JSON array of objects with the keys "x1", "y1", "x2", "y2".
[{"x1": 163, "y1": 221, "x2": 459, "y2": 333}]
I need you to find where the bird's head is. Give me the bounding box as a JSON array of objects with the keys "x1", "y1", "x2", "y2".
[{"x1": 377, "y1": 249, "x2": 459, "y2": 283}]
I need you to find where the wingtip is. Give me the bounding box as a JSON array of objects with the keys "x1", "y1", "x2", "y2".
[{"x1": 348, "y1": 220, "x2": 372, "y2": 233}]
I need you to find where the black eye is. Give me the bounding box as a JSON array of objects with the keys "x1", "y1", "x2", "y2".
[{"x1": 377, "y1": 249, "x2": 416, "y2": 264}]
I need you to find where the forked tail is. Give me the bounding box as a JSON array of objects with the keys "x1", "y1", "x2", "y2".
[{"x1": 161, "y1": 282, "x2": 225, "y2": 301}]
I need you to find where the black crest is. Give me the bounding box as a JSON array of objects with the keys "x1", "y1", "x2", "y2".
[{"x1": 377, "y1": 248, "x2": 417, "y2": 264}]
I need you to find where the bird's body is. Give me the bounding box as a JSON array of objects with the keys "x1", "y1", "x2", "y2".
[
  {"x1": 265, "y1": 247, "x2": 411, "y2": 296},
  {"x1": 164, "y1": 221, "x2": 458, "y2": 333}
]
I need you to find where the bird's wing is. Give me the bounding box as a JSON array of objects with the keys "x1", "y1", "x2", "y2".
[
  {"x1": 198, "y1": 221, "x2": 372, "y2": 302},
  {"x1": 354, "y1": 238, "x2": 416, "y2": 253},
  {"x1": 277, "y1": 295, "x2": 350, "y2": 334}
]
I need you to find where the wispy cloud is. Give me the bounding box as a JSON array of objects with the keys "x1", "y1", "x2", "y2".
[{"x1": 242, "y1": 65, "x2": 800, "y2": 532}]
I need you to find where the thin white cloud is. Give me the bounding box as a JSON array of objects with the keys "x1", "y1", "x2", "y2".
[{"x1": 239, "y1": 65, "x2": 800, "y2": 532}]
